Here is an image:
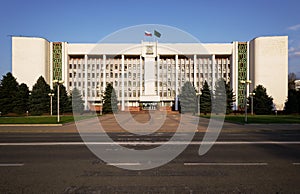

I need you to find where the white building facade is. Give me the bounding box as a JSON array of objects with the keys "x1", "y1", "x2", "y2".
[{"x1": 12, "y1": 36, "x2": 288, "y2": 111}]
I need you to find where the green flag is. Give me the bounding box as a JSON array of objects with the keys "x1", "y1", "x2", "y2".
[{"x1": 154, "y1": 30, "x2": 161, "y2": 38}]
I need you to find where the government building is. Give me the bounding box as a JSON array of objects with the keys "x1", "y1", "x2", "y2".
[{"x1": 12, "y1": 36, "x2": 288, "y2": 111}]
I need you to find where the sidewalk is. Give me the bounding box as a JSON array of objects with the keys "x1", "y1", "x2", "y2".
[{"x1": 0, "y1": 113, "x2": 299, "y2": 133}]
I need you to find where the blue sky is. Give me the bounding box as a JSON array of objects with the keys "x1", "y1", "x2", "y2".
[{"x1": 0, "y1": 0, "x2": 300, "y2": 78}]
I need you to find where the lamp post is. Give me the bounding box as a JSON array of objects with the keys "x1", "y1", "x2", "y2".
[
  {"x1": 53, "y1": 80, "x2": 64, "y2": 123},
  {"x1": 99, "y1": 93, "x2": 104, "y2": 116},
  {"x1": 250, "y1": 92, "x2": 255, "y2": 116},
  {"x1": 196, "y1": 92, "x2": 200, "y2": 116},
  {"x1": 97, "y1": 86, "x2": 104, "y2": 116},
  {"x1": 240, "y1": 80, "x2": 251, "y2": 123},
  {"x1": 48, "y1": 93, "x2": 54, "y2": 116}
]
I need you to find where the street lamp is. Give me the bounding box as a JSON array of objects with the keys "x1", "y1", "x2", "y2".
[
  {"x1": 250, "y1": 92, "x2": 255, "y2": 116},
  {"x1": 99, "y1": 93, "x2": 104, "y2": 116},
  {"x1": 53, "y1": 80, "x2": 64, "y2": 123},
  {"x1": 97, "y1": 86, "x2": 104, "y2": 116},
  {"x1": 240, "y1": 80, "x2": 251, "y2": 123},
  {"x1": 196, "y1": 92, "x2": 201, "y2": 116},
  {"x1": 48, "y1": 93, "x2": 54, "y2": 116}
]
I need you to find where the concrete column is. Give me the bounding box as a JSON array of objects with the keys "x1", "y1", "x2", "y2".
[
  {"x1": 198, "y1": 57, "x2": 201, "y2": 89},
  {"x1": 84, "y1": 54, "x2": 88, "y2": 110},
  {"x1": 63, "y1": 42, "x2": 68, "y2": 92},
  {"x1": 121, "y1": 55, "x2": 125, "y2": 111},
  {"x1": 157, "y1": 55, "x2": 160, "y2": 96},
  {"x1": 233, "y1": 42, "x2": 239, "y2": 110},
  {"x1": 76, "y1": 59, "x2": 79, "y2": 88},
  {"x1": 226, "y1": 58, "x2": 229, "y2": 82},
  {"x1": 49, "y1": 42, "x2": 53, "y2": 89},
  {"x1": 194, "y1": 55, "x2": 197, "y2": 89},
  {"x1": 103, "y1": 55, "x2": 106, "y2": 92},
  {"x1": 140, "y1": 55, "x2": 143, "y2": 96},
  {"x1": 202, "y1": 58, "x2": 205, "y2": 82},
  {"x1": 175, "y1": 54, "x2": 179, "y2": 111},
  {"x1": 247, "y1": 41, "x2": 250, "y2": 96},
  {"x1": 211, "y1": 54, "x2": 215, "y2": 91}
]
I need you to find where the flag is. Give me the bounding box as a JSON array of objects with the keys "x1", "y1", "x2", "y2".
[
  {"x1": 144, "y1": 31, "x2": 152, "y2": 36},
  {"x1": 154, "y1": 30, "x2": 161, "y2": 38}
]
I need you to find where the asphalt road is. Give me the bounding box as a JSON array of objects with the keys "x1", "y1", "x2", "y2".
[
  {"x1": 0, "y1": 131, "x2": 300, "y2": 193},
  {"x1": 1, "y1": 114, "x2": 300, "y2": 193}
]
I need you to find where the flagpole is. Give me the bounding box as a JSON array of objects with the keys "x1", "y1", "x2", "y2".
[{"x1": 156, "y1": 38, "x2": 158, "y2": 58}]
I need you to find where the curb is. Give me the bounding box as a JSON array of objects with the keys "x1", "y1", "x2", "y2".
[{"x1": 0, "y1": 124, "x2": 64, "y2": 127}]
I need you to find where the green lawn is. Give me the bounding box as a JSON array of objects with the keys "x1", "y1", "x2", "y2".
[
  {"x1": 201, "y1": 114, "x2": 300, "y2": 124},
  {"x1": 0, "y1": 115, "x2": 95, "y2": 124}
]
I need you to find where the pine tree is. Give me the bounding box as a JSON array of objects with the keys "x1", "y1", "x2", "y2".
[
  {"x1": 251, "y1": 85, "x2": 274, "y2": 115},
  {"x1": 200, "y1": 81, "x2": 211, "y2": 115},
  {"x1": 213, "y1": 79, "x2": 226, "y2": 114},
  {"x1": 284, "y1": 89, "x2": 300, "y2": 114},
  {"x1": 179, "y1": 82, "x2": 197, "y2": 114},
  {"x1": 0, "y1": 72, "x2": 19, "y2": 115},
  {"x1": 13, "y1": 83, "x2": 30, "y2": 115},
  {"x1": 103, "y1": 83, "x2": 118, "y2": 114},
  {"x1": 225, "y1": 82, "x2": 235, "y2": 114},
  {"x1": 71, "y1": 88, "x2": 84, "y2": 114},
  {"x1": 29, "y1": 76, "x2": 51, "y2": 115}
]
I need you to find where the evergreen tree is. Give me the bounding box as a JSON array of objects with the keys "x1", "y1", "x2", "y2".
[
  {"x1": 71, "y1": 88, "x2": 84, "y2": 114},
  {"x1": 29, "y1": 76, "x2": 51, "y2": 115},
  {"x1": 284, "y1": 89, "x2": 300, "y2": 114},
  {"x1": 179, "y1": 82, "x2": 197, "y2": 114},
  {"x1": 103, "y1": 83, "x2": 118, "y2": 114},
  {"x1": 52, "y1": 84, "x2": 70, "y2": 114},
  {"x1": 225, "y1": 81, "x2": 235, "y2": 114},
  {"x1": 200, "y1": 81, "x2": 211, "y2": 115},
  {"x1": 13, "y1": 83, "x2": 30, "y2": 115},
  {"x1": 213, "y1": 79, "x2": 226, "y2": 114},
  {"x1": 288, "y1": 72, "x2": 297, "y2": 90},
  {"x1": 251, "y1": 85, "x2": 274, "y2": 115},
  {"x1": 0, "y1": 72, "x2": 19, "y2": 115}
]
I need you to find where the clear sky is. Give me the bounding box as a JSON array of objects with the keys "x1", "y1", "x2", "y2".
[{"x1": 0, "y1": 0, "x2": 299, "y2": 78}]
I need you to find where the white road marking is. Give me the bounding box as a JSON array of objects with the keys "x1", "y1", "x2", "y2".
[
  {"x1": 107, "y1": 163, "x2": 141, "y2": 166},
  {"x1": 0, "y1": 163, "x2": 24, "y2": 167},
  {"x1": 292, "y1": 163, "x2": 300, "y2": 165},
  {"x1": 184, "y1": 162, "x2": 268, "y2": 166},
  {"x1": 0, "y1": 141, "x2": 300, "y2": 146}
]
